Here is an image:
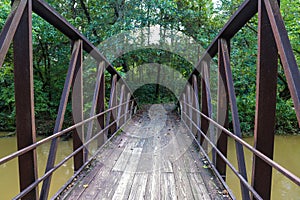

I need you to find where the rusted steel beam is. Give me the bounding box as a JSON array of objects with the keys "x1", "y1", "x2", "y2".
[
  {"x1": 117, "y1": 84, "x2": 125, "y2": 127},
  {"x1": 85, "y1": 61, "x2": 105, "y2": 159},
  {"x1": 106, "y1": 74, "x2": 117, "y2": 138},
  {"x1": 182, "y1": 94, "x2": 187, "y2": 124},
  {"x1": 192, "y1": 75, "x2": 201, "y2": 142},
  {"x1": 124, "y1": 93, "x2": 131, "y2": 122},
  {"x1": 190, "y1": 82, "x2": 197, "y2": 134},
  {"x1": 220, "y1": 38, "x2": 250, "y2": 200},
  {"x1": 111, "y1": 76, "x2": 118, "y2": 133},
  {"x1": 96, "y1": 72, "x2": 105, "y2": 147},
  {"x1": 40, "y1": 40, "x2": 82, "y2": 199},
  {"x1": 186, "y1": 85, "x2": 193, "y2": 131},
  {"x1": 264, "y1": 0, "x2": 300, "y2": 125},
  {"x1": 13, "y1": 0, "x2": 38, "y2": 199},
  {"x1": 200, "y1": 61, "x2": 212, "y2": 145},
  {"x1": 130, "y1": 98, "x2": 135, "y2": 117},
  {"x1": 251, "y1": 1, "x2": 278, "y2": 199},
  {"x1": 0, "y1": 0, "x2": 27, "y2": 67},
  {"x1": 216, "y1": 40, "x2": 229, "y2": 181},
  {"x1": 72, "y1": 40, "x2": 84, "y2": 171}
]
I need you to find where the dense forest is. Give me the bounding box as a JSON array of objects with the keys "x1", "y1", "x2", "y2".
[{"x1": 0, "y1": 0, "x2": 299, "y2": 135}]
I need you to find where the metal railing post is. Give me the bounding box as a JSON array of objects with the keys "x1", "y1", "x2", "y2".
[
  {"x1": 13, "y1": 0, "x2": 39, "y2": 199},
  {"x1": 192, "y1": 75, "x2": 201, "y2": 143},
  {"x1": 72, "y1": 40, "x2": 84, "y2": 171},
  {"x1": 216, "y1": 39, "x2": 229, "y2": 181},
  {"x1": 106, "y1": 74, "x2": 117, "y2": 138},
  {"x1": 96, "y1": 68, "x2": 106, "y2": 147},
  {"x1": 251, "y1": 1, "x2": 278, "y2": 199}
]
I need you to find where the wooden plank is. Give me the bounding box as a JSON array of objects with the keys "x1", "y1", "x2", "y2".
[
  {"x1": 63, "y1": 134, "x2": 128, "y2": 199},
  {"x1": 60, "y1": 105, "x2": 225, "y2": 200},
  {"x1": 81, "y1": 156, "x2": 125, "y2": 198},
  {"x1": 128, "y1": 173, "x2": 148, "y2": 200},
  {"x1": 161, "y1": 173, "x2": 177, "y2": 200},
  {"x1": 145, "y1": 122, "x2": 162, "y2": 200},
  {"x1": 188, "y1": 144, "x2": 227, "y2": 200},
  {"x1": 89, "y1": 171, "x2": 123, "y2": 199},
  {"x1": 112, "y1": 138, "x2": 138, "y2": 172},
  {"x1": 145, "y1": 169, "x2": 161, "y2": 200},
  {"x1": 112, "y1": 147, "x2": 143, "y2": 200},
  {"x1": 87, "y1": 135, "x2": 140, "y2": 199},
  {"x1": 188, "y1": 172, "x2": 211, "y2": 200},
  {"x1": 172, "y1": 163, "x2": 194, "y2": 200},
  {"x1": 171, "y1": 150, "x2": 194, "y2": 199},
  {"x1": 136, "y1": 136, "x2": 154, "y2": 173},
  {"x1": 63, "y1": 162, "x2": 104, "y2": 200}
]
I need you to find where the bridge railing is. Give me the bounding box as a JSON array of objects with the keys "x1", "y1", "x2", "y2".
[
  {"x1": 0, "y1": 0, "x2": 136, "y2": 199},
  {"x1": 180, "y1": 0, "x2": 300, "y2": 199}
]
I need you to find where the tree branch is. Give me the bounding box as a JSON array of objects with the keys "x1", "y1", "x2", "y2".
[{"x1": 78, "y1": 0, "x2": 98, "y2": 38}]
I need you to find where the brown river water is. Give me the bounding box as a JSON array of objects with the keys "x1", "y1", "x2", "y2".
[{"x1": 0, "y1": 134, "x2": 299, "y2": 199}]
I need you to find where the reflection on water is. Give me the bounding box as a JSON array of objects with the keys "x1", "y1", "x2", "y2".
[
  {"x1": 0, "y1": 134, "x2": 299, "y2": 199},
  {"x1": 0, "y1": 135, "x2": 73, "y2": 199},
  {"x1": 226, "y1": 135, "x2": 300, "y2": 200}
]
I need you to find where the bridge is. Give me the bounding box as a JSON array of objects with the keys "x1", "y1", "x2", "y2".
[{"x1": 0, "y1": 0, "x2": 300, "y2": 199}]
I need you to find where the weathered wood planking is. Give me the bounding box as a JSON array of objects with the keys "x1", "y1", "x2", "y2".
[{"x1": 58, "y1": 104, "x2": 228, "y2": 200}]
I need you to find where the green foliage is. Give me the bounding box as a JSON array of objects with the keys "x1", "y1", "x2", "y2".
[
  {"x1": 0, "y1": 0, "x2": 299, "y2": 136},
  {"x1": 219, "y1": 1, "x2": 300, "y2": 135},
  {"x1": 0, "y1": 64, "x2": 15, "y2": 130},
  {"x1": 133, "y1": 84, "x2": 177, "y2": 105}
]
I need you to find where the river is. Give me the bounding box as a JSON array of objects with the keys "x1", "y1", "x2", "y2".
[
  {"x1": 0, "y1": 135, "x2": 73, "y2": 199},
  {"x1": 0, "y1": 134, "x2": 299, "y2": 199},
  {"x1": 226, "y1": 136, "x2": 300, "y2": 199}
]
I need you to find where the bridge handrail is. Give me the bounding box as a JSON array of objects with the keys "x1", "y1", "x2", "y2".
[
  {"x1": 181, "y1": 105, "x2": 261, "y2": 199},
  {"x1": 0, "y1": 99, "x2": 134, "y2": 166},
  {"x1": 13, "y1": 101, "x2": 134, "y2": 199},
  {"x1": 183, "y1": 101, "x2": 300, "y2": 187},
  {"x1": 181, "y1": 0, "x2": 300, "y2": 199},
  {"x1": 0, "y1": 0, "x2": 137, "y2": 199}
]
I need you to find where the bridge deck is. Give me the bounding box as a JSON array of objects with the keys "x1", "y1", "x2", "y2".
[{"x1": 58, "y1": 105, "x2": 229, "y2": 200}]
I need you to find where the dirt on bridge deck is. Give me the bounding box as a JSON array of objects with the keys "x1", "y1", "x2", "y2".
[{"x1": 57, "y1": 104, "x2": 230, "y2": 200}]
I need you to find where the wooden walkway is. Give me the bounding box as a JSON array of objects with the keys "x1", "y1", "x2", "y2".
[{"x1": 58, "y1": 104, "x2": 229, "y2": 200}]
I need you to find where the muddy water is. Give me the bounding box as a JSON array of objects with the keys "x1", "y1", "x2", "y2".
[
  {"x1": 226, "y1": 135, "x2": 300, "y2": 199},
  {"x1": 0, "y1": 135, "x2": 73, "y2": 199},
  {"x1": 0, "y1": 134, "x2": 299, "y2": 199}
]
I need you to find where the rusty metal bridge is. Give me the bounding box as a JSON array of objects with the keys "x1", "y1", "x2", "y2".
[{"x1": 0, "y1": 0, "x2": 300, "y2": 199}]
